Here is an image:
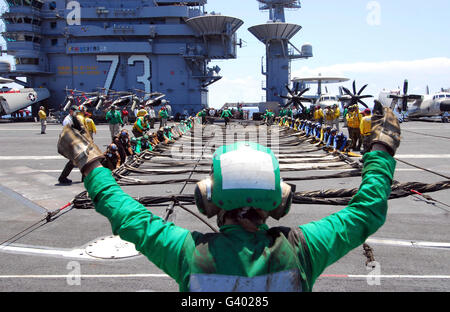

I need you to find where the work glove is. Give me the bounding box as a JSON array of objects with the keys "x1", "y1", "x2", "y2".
[
  {"x1": 58, "y1": 117, "x2": 104, "y2": 174},
  {"x1": 369, "y1": 100, "x2": 401, "y2": 156}
]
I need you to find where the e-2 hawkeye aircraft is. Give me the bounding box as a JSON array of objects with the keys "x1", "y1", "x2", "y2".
[{"x1": 378, "y1": 79, "x2": 450, "y2": 123}]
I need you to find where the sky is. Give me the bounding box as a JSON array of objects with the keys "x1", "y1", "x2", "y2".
[
  {"x1": 1, "y1": 0, "x2": 449, "y2": 109},
  {"x1": 206, "y1": 0, "x2": 450, "y2": 108}
]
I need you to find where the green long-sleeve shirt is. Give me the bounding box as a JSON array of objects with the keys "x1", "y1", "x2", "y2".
[
  {"x1": 84, "y1": 150, "x2": 395, "y2": 292},
  {"x1": 159, "y1": 109, "x2": 169, "y2": 119},
  {"x1": 105, "y1": 110, "x2": 123, "y2": 125},
  {"x1": 221, "y1": 109, "x2": 232, "y2": 118}
]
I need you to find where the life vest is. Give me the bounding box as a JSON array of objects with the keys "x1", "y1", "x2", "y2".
[
  {"x1": 346, "y1": 111, "x2": 362, "y2": 128},
  {"x1": 360, "y1": 116, "x2": 372, "y2": 136},
  {"x1": 133, "y1": 117, "x2": 149, "y2": 133},
  {"x1": 188, "y1": 227, "x2": 311, "y2": 292}
]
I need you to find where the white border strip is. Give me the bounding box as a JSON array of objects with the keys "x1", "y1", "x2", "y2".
[{"x1": 0, "y1": 274, "x2": 448, "y2": 280}]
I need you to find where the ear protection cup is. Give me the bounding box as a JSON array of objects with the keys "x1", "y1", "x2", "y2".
[
  {"x1": 195, "y1": 179, "x2": 295, "y2": 221},
  {"x1": 194, "y1": 178, "x2": 221, "y2": 218},
  {"x1": 268, "y1": 182, "x2": 295, "y2": 220}
]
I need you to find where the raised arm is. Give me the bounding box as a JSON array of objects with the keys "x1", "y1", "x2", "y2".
[
  {"x1": 57, "y1": 125, "x2": 190, "y2": 283},
  {"x1": 299, "y1": 102, "x2": 401, "y2": 286},
  {"x1": 300, "y1": 148, "x2": 396, "y2": 284}
]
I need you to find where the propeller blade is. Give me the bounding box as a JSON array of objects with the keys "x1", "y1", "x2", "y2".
[
  {"x1": 402, "y1": 98, "x2": 408, "y2": 111},
  {"x1": 357, "y1": 99, "x2": 369, "y2": 108},
  {"x1": 298, "y1": 88, "x2": 310, "y2": 97},
  {"x1": 342, "y1": 87, "x2": 354, "y2": 97},
  {"x1": 285, "y1": 85, "x2": 294, "y2": 96},
  {"x1": 352, "y1": 80, "x2": 357, "y2": 95},
  {"x1": 403, "y1": 79, "x2": 408, "y2": 95},
  {"x1": 357, "y1": 84, "x2": 368, "y2": 96},
  {"x1": 299, "y1": 97, "x2": 312, "y2": 103},
  {"x1": 358, "y1": 95, "x2": 373, "y2": 99},
  {"x1": 408, "y1": 94, "x2": 423, "y2": 100}
]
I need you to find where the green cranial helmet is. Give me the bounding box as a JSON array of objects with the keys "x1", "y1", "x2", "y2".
[{"x1": 195, "y1": 142, "x2": 293, "y2": 220}]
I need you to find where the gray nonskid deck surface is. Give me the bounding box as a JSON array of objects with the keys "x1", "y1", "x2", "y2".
[{"x1": 0, "y1": 121, "x2": 449, "y2": 292}]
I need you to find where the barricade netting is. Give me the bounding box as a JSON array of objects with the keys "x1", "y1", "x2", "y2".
[{"x1": 73, "y1": 118, "x2": 450, "y2": 212}]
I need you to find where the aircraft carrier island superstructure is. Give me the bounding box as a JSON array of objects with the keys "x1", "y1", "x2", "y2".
[{"x1": 0, "y1": 0, "x2": 243, "y2": 115}]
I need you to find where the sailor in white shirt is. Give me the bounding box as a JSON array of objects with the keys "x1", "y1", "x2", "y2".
[{"x1": 58, "y1": 105, "x2": 79, "y2": 184}]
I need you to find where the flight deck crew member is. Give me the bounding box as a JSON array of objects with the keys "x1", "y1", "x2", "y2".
[
  {"x1": 113, "y1": 129, "x2": 132, "y2": 165},
  {"x1": 147, "y1": 106, "x2": 156, "y2": 129},
  {"x1": 221, "y1": 107, "x2": 233, "y2": 126},
  {"x1": 197, "y1": 109, "x2": 207, "y2": 124},
  {"x1": 85, "y1": 112, "x2": 97, "y2": 139},
  {"x1": 132, "y1": 115, "x2": 150, "y2": 138},
  {"x1": 121, "y1": 108, "x2": 129, "y2": 125},
  {"x1": 332, "y1": 104, "x2": 341, "y2": 131},
  {"x1": 57, "y1": 105, "x2": 80, "y2": 184},
  {"x1": 346, "y1": 105, "x2": 362, "y2": 151},
  {"x1": 324, "y1": 107, "x2": 334, "y2": 129},
  {"x1": 101, "y1": 143, "x2": 121, "y2": 171},
  {"x1": 360, "y1": 108, "x2": 373, "y2": 155},
  {"x1": 57, "y1": 101, "x2": 401, "y2": 292},
  {"x1": 264, "y1": 109, "x2": 275, "y2": 126},
  {"x1": 105, "y1": 105, "x2": 123, "y2": 140},
  {"x1": 313, "y1": 105, "x2": 324, "y2": 124},
  {"x1": 38, "y1": 106, "x2": 47, "y2": 134},
  {"x1": 159, "y1": 103, "x2": 169, "y2": 128}
]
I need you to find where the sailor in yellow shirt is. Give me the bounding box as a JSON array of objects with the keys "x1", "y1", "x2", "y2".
[
  {"x1": 346, "y1": 105, "x2": 362, "y2": 151},
  {"x1": 76, "y1": 105, "x2": 93, "y2": 140},
  {"x1": 360, "y1": 108, "x2": 372, "y2": 155},
  {"x1": 332, "y1": 104, "x2": 341, "y2": 132},
  {"x1": 293, "y1": 118, "x2": 300, "y2": 131},
  {"x1": 85, "y1": 112, "x2": 97, "y2": 139},
  {"x1": 324, "y1": 107, "x2": 335, "y2": 128},
  {"x1": 284, "y1": 117, "x2": 292, "y2": 128},
  {"x1": 38, "y1": 106, "x2": 47, "y2": 134},
  {"x1": 313, "y1": 106, "x2": 324, "y2": 124}
]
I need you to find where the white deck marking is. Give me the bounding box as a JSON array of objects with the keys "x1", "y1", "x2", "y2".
[
  {"x1": 0, "y1": 274, "x2": 169, "y2": 279},
  {"x1": 0, "y1": 156, "x2": 65, "y2": 160},
  {"x1": 367, "y1": 238, "x2": 450, "y2": 249}
]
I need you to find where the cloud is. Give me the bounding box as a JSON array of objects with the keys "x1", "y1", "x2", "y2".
[
  {"x1": 290, "y1": 57, "x2": 450, "y2": 97},
  {"x1": 292, "y1": 57, "x2": 450, "y2": 78}
]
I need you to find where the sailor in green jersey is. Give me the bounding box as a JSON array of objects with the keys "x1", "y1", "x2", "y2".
[
  {"x1": 264, "y1": 109, "x2": 275, "y2": 125},
  {"x1": 197, "y1": 109, "x2": 207, "y2": 124},
  {"x1": 221, "y1": 107, "x2": 233, "y2": 126},
  {"x1": 57, "y1": 101, "x2": 400, "y2": 292},
  {"x1": 159, "y1": 106, "x2": 170, "y2": 128},
  {"x1": 105, "y1": 105, "x2": 124, "y2": 140}
]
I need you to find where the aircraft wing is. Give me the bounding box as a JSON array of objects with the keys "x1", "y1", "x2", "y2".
[{"x1": 0, "y1": 88, "x2": 50, "y2": 115}]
